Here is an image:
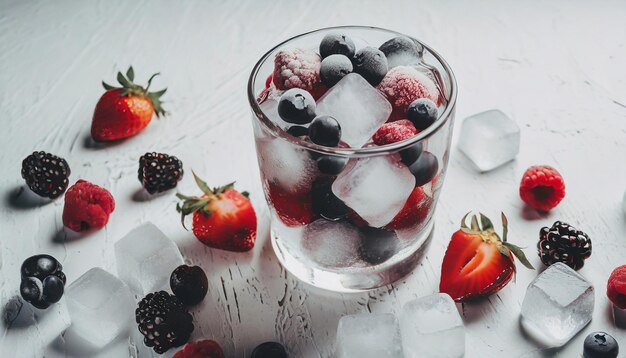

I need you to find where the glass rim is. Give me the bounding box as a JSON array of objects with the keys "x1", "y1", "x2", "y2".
[{"x1": 247, "y1": 25, "x2": 458, "y2": 157}]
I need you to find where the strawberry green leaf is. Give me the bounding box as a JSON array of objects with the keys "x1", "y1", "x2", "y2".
[
  {"x1": 497, "y1": 245, "x2": 512, "y2": 259},
  {"x1": 146, "y1": 73, "x2": 160, "y2": 91},
  {"x1": 479, "y1": 212, "x2": 494, "y2": 231},
  {"x1": 470, "y1": 215, "x2": 480, "y2": 231},
  {"x1": 102, "y1": 81, "x2": 117, "y2": 90},
  {"x1": 192, "y1": 171, "x2": 213, "y2": 196},
  {"x1": 503, "y1": 242, "x2": 534, "y2": 270},
  {"x1": 460, "y1": 212, "x2": 471, "y2": 229},
  {"x1": 214, "y1": 182, "x2": 235, "y2": 195},
  {"x1": 117, "y1": 71, "x2": 131, "y2": 88},
  {"x1": 150, "y1": 88, "x2": 167, "y2": 98},
  {"x1": 241, "y1": 191, "x2": 250, "y2": 198},
  {"x1": 501, "y1": 212, "x2": 509, "y2": 242},
  {"x1": 126, "y1": 66, "x2": 135, "y2": 82}
]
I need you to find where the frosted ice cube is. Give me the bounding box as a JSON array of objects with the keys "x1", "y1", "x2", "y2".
[
  {"x1": 301, "y1": 220, "x2": 362, "y2": 268},
  {"x1": 316, "y1": 73, "x2": 392, "y2": 147},
  {"x1": 114, "y1": 223, "x2": 184, "y2": 295},
  {"x1": 66, "y1": 268, "x2": 134, "y2": 349},
  {"x1": 520, "y1": 262, "x2": 594, "y2": 347},
  {"x1": 457, "y1": 109, "x2": 520, "y2": 172},
  {"x1": 332, "y1": 155, "x2": 415, "y2": 227},
  {"x1": 256, "y1": 137, "x2": 317, "y2": 193},
  {"x1": 336, "y1": 313, "x2": 403, "y2": 358},
  {"x1": 399, "y1": 293, "x2": 464, "y2": 358}
]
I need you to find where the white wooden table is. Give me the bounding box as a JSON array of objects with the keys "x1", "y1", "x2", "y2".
[{"x1": 1, "y1": 1, "x2": 625, "y2": 357}]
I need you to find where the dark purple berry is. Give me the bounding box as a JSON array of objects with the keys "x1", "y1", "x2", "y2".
[
  {"x1": 359, "y1": 227, "x2": 399, "y2": 265},
  {"x1": 316, "y1": 155, "x2": 347, "y2": 175},
  {"x1": 41, "y1": 275, "x2": 64, "y2": 304},
  {"x1": 21, "y1": 151, "x2": 71, "y2": 199},
  {"x1": 379, "y1": 36, "x2": 422, "y2": 68},
  {"x1": 407, "y1": 98, "x2": 438, "y2": 130},
  {"x1": 353, "y1": 47, "x2": 388, "y2": 86},
  {"x1": 320, "y1": 54, "x2": 353, "y2": 87},
  {"x1": 277, "y1": 89, "x2": 316, "y2": 124},
  {"x1": 408, "y1": 151, "x2": 438, "y2": 186},
  {"x1": 251, "y1": 341, "x2": 287, "y2": 358},
  {"x1": 309, "y1": 116, "x2": 341, "y2": 147},
  {"x1": 312, "y1": 178, "x2": 348, "y2": 221},
  {"x1": 319, "y1": 32, "x2": 356, "y2": 58},
  {"x1": 583, "y1": 331, "x2": 619, "y2": 358},
  {"x1": 399, "y1": 142, "x2": 423, "y2": 166},
  {"x1": 286, "y1": 125, "x2": 309, "y2": 137},
  {"x1": 170, "y1": 265, "x2": 208, "y2": 306},
  {"x1": 138, "y1": 152, "x2": 184, "y2": 194}
]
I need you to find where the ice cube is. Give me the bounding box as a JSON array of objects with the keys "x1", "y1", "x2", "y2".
[
  {"x1": 65, "y1": 267, "x2": 134, "y2": 349},
  {"x1": 301, "y1": 220, "x2": 362, "y2": 268},
  {"x1": 256, "y1": 137, "x2": 317, "y2": 193},
  {"x1": 520, "y1": 262, "x2": 594, "y2": 347},
  {"x1": 114, "y1": 223, "x2": 184, "y2": 295},
  {"x1": 316, "y1": 73, "x2": 392, "y2": 147},
  {"x1": 336, "y1": 313, "x2": 403, "y2": 358},
  {"x1": 399, "y1": 293, "x2": 465, "y2": 358},
  {"x1": 332, "y1": 155, "x2": 415, "y2": 227},
  {"x1": 457, "y1": 109, "x2": 520, "y2": 172}
]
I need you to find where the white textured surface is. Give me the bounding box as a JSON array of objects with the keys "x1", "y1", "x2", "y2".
[{"x1": 0, "y1": 1, "x2": 625, "y2": 357}]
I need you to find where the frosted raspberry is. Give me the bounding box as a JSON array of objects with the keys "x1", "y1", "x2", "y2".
[
  {"x1": 62, "y1": 180, "x2": 115, "y2": 232},
  {"x1": 372, "y1": 119, "x2": 418, "y2": 145},
  {"x1": 376, "y1": 66, "x2": 439, "y2": 121},
  {"x1": 273, "y1": 49, "x2": 326, "y2": 98}
]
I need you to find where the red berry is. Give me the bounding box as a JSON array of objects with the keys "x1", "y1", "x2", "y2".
[
  {"x1": 372, "y1": 120, "x2": 418, "y2": 145},
  {"x1": 608, "y1": 265, "x2": 626, "y2": 309},
  {"x1": 385, "y1": 187, "x2": 431, "y2": 230},
  {"x1": 519, "y1": 165, "x2": 566, "y2": 211},
  {"x1": 267, "y1": 182, "x2": 315, "y2": 227},
  {"x1": 62, "y1": 180, "x2": 115, "y2": 232},
  {"x1": 173, "y1": 340, "x2": 224, "y2": 358},
  {"x1": 272, "y1": 49, "x2": 326, "y2": 99},
  {"x1": 376, "y1": 66, "x2": 439, "y2": 122}
]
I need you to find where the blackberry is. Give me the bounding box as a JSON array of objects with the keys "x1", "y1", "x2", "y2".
[
  {"x1": 138, "y1": 152, "x2": 183, "y2": 194},
  {"x1": 538, "y1": 221, "x2": 592, "y2": 270},
  {"x1": 136, "y1": 291, "x2": 194, "y2": 354},
  {"x1": 21, "y1": 151, "x2": 71, "y2": 199}
]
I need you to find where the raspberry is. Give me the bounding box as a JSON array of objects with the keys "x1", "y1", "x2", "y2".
[
  {"x1": 173, "y1": 340, "x2": 224, "y2": 358},
  {"x1": 372, "y1": 119, "x2": 418, "y2": 145},
  {"x1": 62, "y1": 180, "x2": 115, "y2": 232},
  {"x1": 608, "y1": 265, "x2": 626, "y2": 309},
  {"x1": 376, "y1": 66, "x2": 439, "y2": 121},
  {"x1": 519, "y1": 165, "x2": 566, "y2": 211},
  {"x1": 273, "y1": 49, "x2": 326, "y2": 98}
]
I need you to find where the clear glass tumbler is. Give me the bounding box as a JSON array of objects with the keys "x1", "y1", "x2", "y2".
[{"x1": 248, "y1": 26, "x2": 457, "y2": 292}]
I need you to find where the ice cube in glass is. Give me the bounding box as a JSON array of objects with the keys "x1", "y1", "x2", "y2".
[{"x1": 336, "y1": 313, "x2": 403, "y2": 358}]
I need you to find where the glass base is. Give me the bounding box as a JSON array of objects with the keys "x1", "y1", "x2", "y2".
[{"x1": 271, "y1": 220, "x2": 435, "y2": 292}]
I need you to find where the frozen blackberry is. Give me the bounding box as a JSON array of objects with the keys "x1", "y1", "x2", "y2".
[
  {"x1": 21, "y1": 151, "x2": 71, "y2": 199},
  {"x1": 136, "y1": 291, "x2": 194, "y2": 354},
  {"x1": 20, "y1": 254, "x2": 66, "y2": 309},
  {"x1": 138, "y1": 152, "x2": 184, "y2": 194},
  {"x1": 170, "y1": 265, "x2": 208, "y2": 306},
  {"x1": 538, "y1": 221, "x2": 592, "y2": 270}
]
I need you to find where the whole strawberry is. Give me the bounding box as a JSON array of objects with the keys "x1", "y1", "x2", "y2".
[
  {"x1": 91, "y1": 67, "x2": 166, "y2": 141},
  {"x1": 176, "y1": 173, "x2": 257, "y2": 252},
  {"x1": 440, "y1": 212, "x2": 533, "y2": 302}
]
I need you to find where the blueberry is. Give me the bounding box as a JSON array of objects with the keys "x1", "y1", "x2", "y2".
[
  {"x1": 319, "y1": 32, "x2": 356, "y2": 58},
  {"x1": 312, "y1": 178, "x2": 348, "y2": 221},
  {"x1": 353, "y1": 47, "x2": 388, "y2": 86},
  {"x1": 20, "y1": 277, "x2": 42, "y2": 302},
  {"x1": 277, "y1": 89, "x2": 316, "y2": 124},
  {"x1": 407, "y1": 98, "x2": 438, "y2": 130},
  {"x1": 251, "y1": 341, "x2": 287, "y2": 358},
  {"x1": 359, "y1": 227, "x2": 399, "y2": 265},
  {"x1": 320, "y1": 54, "x2": 353, "y2": 87},
  {"x1": 286, "y1": 125, "x2": 309, "y2": 137},
  {"x1": 170, "y1": 265, "x2": 208, "y2": 306},
  {"x1": 21, "y1": 254, "x2": 61, "y2": 279},
  {"x1": 379, "y1": 36, "x2": 422, "y2": 67},
  {"x1": 583, "y1": 332, "x2": 619, "y2": 358},
  {"x1": 41, "y1": 275, "x2": 64, "y2": 304},
  {"x1": 408, "y1": 151, "x2": 438, "y2": 186},
  {"x1": 316, "y1": 155, "x2": 347, "y2": 175},
  {"x1": 399, "y1": 141, "x2": 423, "y2": 166},
  {"x1": 309, "y1": 116, "x2": 341, "y2": 147}
]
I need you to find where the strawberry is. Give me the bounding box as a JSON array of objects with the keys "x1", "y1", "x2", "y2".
[
  {"x1": 91, "y1": 66, "x2": 167, "y2": 141},
  {"x1": 440, "y1": 212, "x2": 534, "y2": 302},
  {"x1": 385, "y1": 187, "x2": 431, "y2": 230},
  {"x1": 176, "y1": 173, "x2": 257, "y2": 252},
  {"x1": 173, "y1": 340, "x2": 224, "y2": 358},
  {"x1": 266, "y1": 182, "x2": 315, "y2": 227}
]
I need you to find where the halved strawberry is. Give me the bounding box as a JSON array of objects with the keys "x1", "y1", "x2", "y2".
[
  {"x1": 176, "y1": 173, "x2": 257, "y2": 252},
  {"x1": 385, "y1": 187, "x2": 431, "y2": 230},
  {"x1": 266, "y1": 182, "x2": 315, "y2": 227},
  {"x1": 439, "y1": 212, "x2": 533, "y2": 302}
]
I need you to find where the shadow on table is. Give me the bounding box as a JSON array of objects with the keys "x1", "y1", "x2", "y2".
[
  {"x1": 2, "y1": 295, "x2": 30, "y2": 329},
  {"x1": 520, "y1": 204, "x2": 551, "y2": 221},
  {"x1": 131, "y1": 187, "x2": 172, "y2": 202},
  {"x1": 4, "y1": 185, "x2": 54, "y2": 210},
  {"x1": 51, "y1": 226, "x2": 99, "y2": 244},
  {"x1": 82, "y1": 133, "x2": 127, "y2": 150}
]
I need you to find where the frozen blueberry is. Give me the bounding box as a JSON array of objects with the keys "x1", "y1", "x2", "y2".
[
  {"x1": 251, "y1": 341, "x2": 287, "y2": 358},
  {"x1": 277, "y1": 88, "x2": 316, "y2": 124},
  {"x1": 319, "y1": 32, "x2": 356, "y2": 58},
  {"x1": 379, "y1": 36, "x2": 422, "y2": 67},
  {"x1": 20, "y1": 254, "x2": 66, "y2": 309},
  {"x1": 409, "y1": 151, "x2": 438, "y2": 186},
  {"x1": 399, "y1": 141, "x2": 423, "y2": 166},
  {"x1": 353, "y1": 47, "x2": 388, "y2": 86},
  {"x1": 309, "y1": 116, "x2": 341, "y2": 147},
  {"x1": 170, "y1": 265, "x2": 208, "y2": 306},
  {"x1": 286, "y1": 125, "x2": 309, "y2": 137},
  {"x1": 407, "y1": 98, "x2": 438, "y2": 130},
  {"x1": 359, "y1": 227, "x2": 400, "y2": 265},
  {"x1": 316, "y1": 155, "x2": 347, "y2": 175},
  {"x1": 312, "y1": 178, "x2": 349, "y2": 221},
  {"x1": 583, "y1": 332, "x2": 619, "y2": 358},
  {"x1": 320, "y1": 54, "x2": 353, "y2": 87}
]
